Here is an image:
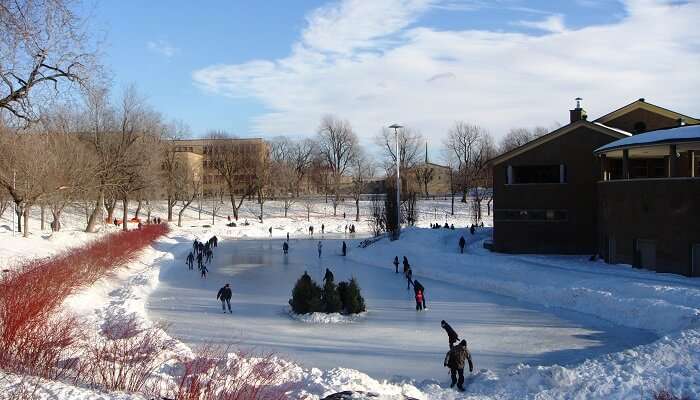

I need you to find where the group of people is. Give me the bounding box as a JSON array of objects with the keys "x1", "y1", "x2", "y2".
[
  {"x1": 186, "y1": 236, "x2": 218, "y2": 278},
  {"x1": 344, "y1": 224, "x2": 357, "y2": 235},
  {"x1": 430, "y1": 222, "x2": 455, "y2": 230},
  {"x1": 392, "y1": 256, "x2": 427, "y2": 311}
]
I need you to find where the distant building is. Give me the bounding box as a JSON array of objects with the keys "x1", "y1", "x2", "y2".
[
  {"x1": 406, "y1": 144, "x2": 452, "y2": 196},
  {"x1": 489, "y1": 98, "x2": 699, "y2": 275}
]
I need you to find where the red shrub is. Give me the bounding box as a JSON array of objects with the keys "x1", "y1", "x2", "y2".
[{"x1": 0, "y1": 224, "x2": 169, "y2": 378}]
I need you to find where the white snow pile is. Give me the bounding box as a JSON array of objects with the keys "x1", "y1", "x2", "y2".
[{"x1": 287, "y1": 307, "x2": 368, "y2": 324}]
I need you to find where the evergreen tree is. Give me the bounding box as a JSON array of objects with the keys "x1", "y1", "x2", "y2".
[
  {"x1": 321, "y1": 273, "x2": 342, "y2": 313},
  {"x1": 342, "y1": 277, "x2": 366, "y2": 314},
  {"x1": 289, "y1": 271, "x2": 322, "y2": 314}
]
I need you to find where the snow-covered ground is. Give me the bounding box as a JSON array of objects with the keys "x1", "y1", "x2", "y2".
[{"x1": 1, "y1": 198, "x2": 698, "y2": 399}]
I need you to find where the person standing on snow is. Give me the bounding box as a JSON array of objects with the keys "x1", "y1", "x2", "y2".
[
  {"x1": 321, "y1": 223, "x2": 325, "y2": 234},
  {"x1": 444, "y1": 339, "x2": 473, "y2": 391},
  {"x1": 318, "y1": 241, "x2": 323, "y2": 258},
  {"x1": 269, "y1": 227, "x2": 273, "y2": 237},
  {"x1": 393, "y1": 256, "x2": 399, "y2": 273},
  {"x1": 459, "y1": 236, "x2": 466, "y2": 253},
  {"x1": 415, "y1": 289, "x2": 424, "y2": 311},
  {"x1": 286, "y1": 232, "x2": 290, "y2": 242},
  {"x1": 342, "y1": 241, "x2": 347, "y2": 256},
  {"x1": 414, "y1": 280, "x2": 426, "y2": 309},
  {"x1": 441, "y1": 320, "x2": 460, "y2": 348},
  {"x1": 216, "y1": 283, "x2": 232, "y2": 313},
  {"x1": 186, "y1": 251, "x2": 194, "y2": 270},
  {"x1": 470, "y1": 225, "x2": 475, "y2": 235},
  {"x1": 309, "y1": 226, "x2": 314, "y2": 236},
  {"x1": 283, "y1": 241, "x2": 289, "y2": 254}
]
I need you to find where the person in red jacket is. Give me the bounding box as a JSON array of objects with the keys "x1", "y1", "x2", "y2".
[{"x1": 415, "y1": 289, "x2": 424, "y2": 311}]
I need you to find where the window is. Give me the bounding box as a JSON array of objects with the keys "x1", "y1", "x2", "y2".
[
  {"x1": 495, "y1": 209, "x2": 568, "y2": 222},
  {"x1": 633, "y1": 121, "x2": 647, "y2": 134},
  {"x1": 508, "y1": 165, "x2": 565, "y2": 184}
]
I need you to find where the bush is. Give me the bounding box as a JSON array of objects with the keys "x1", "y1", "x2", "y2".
[
  {"x1": 289, "y1": 272, "x2": 365, "y2": 315},
  {"x1": 288, "y1": 272, "x2": 322, "y2": 314}
]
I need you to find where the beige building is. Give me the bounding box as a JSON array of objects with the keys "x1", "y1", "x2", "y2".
[
  {"x1": 173, "y1": 138, "x2": 267, "y2": 196},
  {"x1": 406, "y1": 145, "x2": 453, "y2": 195}
]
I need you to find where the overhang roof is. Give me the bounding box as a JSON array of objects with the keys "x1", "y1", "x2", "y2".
[
  {"x1": 489, "y1": 120, "x2": 630, "y2": 166},
  {"x1": 594, "y1": 99, "x2": 700, "y2": 125},
  {"x1": 594, "y1": 124, "x2": 700, "y2": 154}
]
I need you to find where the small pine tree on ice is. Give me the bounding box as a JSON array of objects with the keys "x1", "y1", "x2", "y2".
[
  {"x1": 322, "y1": 272, "x2": 342, "y2": 313},
  {"x1": 340, "y1": 277, "x2": 366, "y2": 314},
  {"x1": 289, "y1": 271, "x2": 322, "y2": 314}
]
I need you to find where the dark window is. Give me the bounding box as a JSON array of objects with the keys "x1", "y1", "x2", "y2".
[
  {"x1": 633, "y1": 121, "x2": 647, "y2": 134},
  {"x1": 512, "y1": 165, "x2": 562, "y2": 184},
  {"x1": 495, "y1": 209, "x2": 568, "y2": 222}
]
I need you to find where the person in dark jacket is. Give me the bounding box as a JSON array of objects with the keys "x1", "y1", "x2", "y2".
[
  {"x1": 406, "y1": 267, "x2": 413, "y2": 289},
  {"x1": 413, "y1": 280, "x2": 426, "y2": 308},
  {"x1": 402, "y1": 256, "x2": 409, "y2": 274},
  {"x1": 469, "y1": 225, "x2": 475, "y2": 235},
  {"x1": 459, "y1": 236, "x2": 466, "y2": 253},
  {"x1": 444, "y1": 339, "x2": 473, "y2": 391},
  {"x1": 441, "y1": 320, "x2": 459, "y2": 348},
  {"x1": 211, "y1": 236, "x2": 218, "y2": 248},
  {"x1": 282, "y1": 241, "x2": 289, "y2": 254},
  {"x1": 342, "y1": 241, "x2": 347, "y2": 256},
  {"x1": 200, "y1": 264, "x2": 208, "y2": 279},
  {"x1": 186, "y1": 252, "x2": 194, "y2": 270},
  {"x1": 269, "y1": 227, "x2": 273, "y2": 237},
  {"x1": 321, "y1": 223, "x2": 325, "y2": 234},
  {"x1": 393, "y1": 256, "x2": 399, "y2": 273},
  {"x1": 196, "y1": 252, "x2": 203, "y2": 270},
  {"x1": 217, "y1": 283, "x2": 232, "y2": 313},
  {"x1": 324, "y1": 268, "x2": 334, "y2": 283}
]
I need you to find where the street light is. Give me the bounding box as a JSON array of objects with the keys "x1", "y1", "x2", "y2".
[{"x1": 389, "y1": 124, "x2": 403, "y2": 239}]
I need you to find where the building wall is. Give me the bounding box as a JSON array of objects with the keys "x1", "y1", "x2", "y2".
[
  {"x1": 597, "y1": 178, "x2": 700, "y2": 277},
  {"x1": 603, "y1": 108, "x2": 680, "y2": 133},
  {"x1": 492, "y1": 126, "x2": 619, "y2": 254}
]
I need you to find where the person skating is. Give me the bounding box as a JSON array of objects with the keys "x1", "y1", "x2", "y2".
[
  {"x1": 211, "y1": 236, "x2": 218, "y2": 248},
  {"x1": 413, "y1": 280, "x2": 426, "y2": 309},
  {"x1": 459, "y1": 236, "x2": 466, "y2": 254},
  {"x1": 402, "y1": 256, "x2": 410, "y2": 275},
  {"x1": 441, "y1": 320, "x2": 460, "y2": 348},
  {"x1": 196, "y1": 252, "x2": 203, "y2": 270},
  {"x1": 415, "y1": 289, "x2": 424, "y2": 311},
  {"x1": 286, "y1": 232, "x2": 289, "y2": 242},
  {"x1": 309, "y1": 226, "x2": 314, "y2": 236},
  {"x1": 443, "y1": 339, "x2": 473, "y2": 391},
  {"x1": 342, "y1": 241, "x2": 347, "y2": 256},
  {"x1": 324, "y1": 268, "x2": 334, "y2": 283},
  {"x1": 283, "y1": 241, "x2": 289, "y2": 254},
  {"x1": 186, "y1": 252, "x2": 194, "y2": 270},
  {"x1": 200, "y1": 264, "x2": 208, "y2": 278},
  {"x1": 393, "y1": 256, "x2": 399, "y2": 273},
  {"x1": 406, "y1": 267, "x2": 413, "y2": 290},
  {"x1": 469, "y1": 225, "x2": 475, "y2": 235},
  {"x1": 317, "y1": 241, "x2": 322, "y2": 258},
  {"x1": 269, "y1": 227, "x2": 273, "y2": 237},
  {"x1": 216, "y1": 283, "x2": 232, "y2": 313},
  {"x1": 321, "y1": 223, "x2": 325, "y2": 234}
]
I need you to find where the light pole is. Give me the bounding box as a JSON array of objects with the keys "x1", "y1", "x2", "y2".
[{"x1": 389, "y1": 124, "x2": 403, "y2": 239}]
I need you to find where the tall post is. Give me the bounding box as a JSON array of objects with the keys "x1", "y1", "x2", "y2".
[
  {"x1": 691, "y1": 151, "x2": 696, "y2": 178},
  {"x1": 622, "y1": 149, "x2": 630, "y2": 179},
  {"x1": 395, "y1": 127, "x2": 401, "y2": 239}
]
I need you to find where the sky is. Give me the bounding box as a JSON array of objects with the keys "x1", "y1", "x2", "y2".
[{"x1": 89, "y1": 0, "x2": 700, "y2": 156}]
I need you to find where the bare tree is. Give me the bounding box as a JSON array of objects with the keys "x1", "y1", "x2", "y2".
[
  {"x1": 350, "y1": 151, "x2": 375, "y2": 222},
  {"x1": 444, "y1": 122, "x2": 493, "y2": 203},
  {"x1": 0, "y1": 0, "x2": 98, "y2": 124},
  {"x1": 301, "y1": 197, "x2": 315, "y2": 222},
  {"x1": 375, "y1": 126, "x2": 424, "y2": 172},
  {"x1": 176, "y1": 168, "x2": 202, "y2": 228},
  {"x1": 414, "y1": 166, "x2": 435, "y2": 197},
  {"x1": 290, "y1": 138, "x2": 316, "y2": 196},
  {"x1": 499, "y1": 126, "x2": 551, "y2": 153},
  {"x1": 160, "y1": 121, "x2": 190, "y2": 221},
  {"x1": 208, "y1": 133, "x2": 259, "y2": 221},
  {"x1": 317, "y1": 115, "x2": 357, "y2": 216}
]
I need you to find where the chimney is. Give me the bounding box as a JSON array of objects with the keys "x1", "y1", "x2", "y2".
[{"x1": 570, "y1": 97, "x2": 587, "y2": 123}]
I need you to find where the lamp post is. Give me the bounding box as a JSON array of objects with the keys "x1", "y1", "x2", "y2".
[{"x1": 389, "y1": 124, "x2": 403, "y2": 239}]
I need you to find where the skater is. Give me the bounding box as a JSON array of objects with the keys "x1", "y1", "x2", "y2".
[
  {"x1": 324, "y1": 268, "x2": 334, "y2": 283},
  {"x1": 211, "y1": 236, "x2": 218, "y2": 248},
  {"x1": 415, "y1": 289, "x2": 424, "y2": 311},
  {"x1": 186, "y1": 252, "x2": 194, "y2": 270},
  {"x1": 317, "y1": 241, "x2": 323, "y2": 258},
  {"x1": 200, "y1": 264, "x2": 208, "y2": 278},
  {"x1": 344, "y1": 225, "x2": 348, "y2": 235},
  {"x1": 309, "y1": 226, "x2": 314, "y2": 236},
  {"x1": 393, "y1": 256, "x2": 399, "y2": 273},
  {"x1": 444, "y1": 340, "x2": 473, "y2": 391},
  {"x1": 216, "y1": 283, "x2": 232, "y2": 313},
  {"x1": 402, "y1": 256, "x2": 410, "y2": 274},
  {"x1": 321, "y1": 224, "x2": 325, "y2": 234},
  {"x1": 441, "y1": 320, "x2": 460, "y2": 348},
  {"x1": 286, "y1": 232, "x2": 290, "y2": 242},
  {"x1": 342, "y1": 241, "x2": 347, "y2": 256},
  {"x1": 414, "y1": 280, "x2": 426, "y2": 309},
  {"x1": 269, "y1": 227, "x2": 273, "y2": 237},
  {"x1": 196, "y1": 252, "x2": 204, "y2": 270},
  {"x1": 406, "y1": 267, "x2": 413, "y2": 290},
  {"x1": 205, "y1": 247, "x2": 213, "y2": 263},
  {"x1": 283, "y1": 241, "x2": 289, "y2": 255},
  {"x1": 450, "y1": 224, "x2": 455, "y2": 230},
  {"x1": 343, "y1": 212, "x2": 346, "y2": 219},
  {"x1": 469, "y1": 225, "x2": 475, "y2": 235},
  {"x1": 459, "y1": 236, "x2": 466, "y2": 253},
  {"x1": 193, "y1": 239, "x2": 199, "y2": 252}
]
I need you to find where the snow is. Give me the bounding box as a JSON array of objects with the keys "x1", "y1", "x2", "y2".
[
  {"x1": 287, "y1": 308, "x2": 368, "y2": 324},
  {"x1": 1, "y1": 198, "x2": 699, "y2": 399},
  {"x1": 595, "y1": 124, "x2": 700, "y2": 153}
]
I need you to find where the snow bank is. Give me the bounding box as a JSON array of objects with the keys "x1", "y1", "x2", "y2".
[{"x1": 287, "y1": 307, "x2": 368, "y2": 324}]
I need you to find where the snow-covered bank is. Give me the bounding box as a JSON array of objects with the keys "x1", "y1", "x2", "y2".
[{"x1": 287, "y1": 308, "x2": 368, "y2": 324}]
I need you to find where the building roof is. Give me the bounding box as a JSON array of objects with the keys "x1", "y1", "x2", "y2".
[
  {"x1": 594, "y1": 98, "x2": 700, "y2": 125},
  {"x1": 489, "y1": 120, "x2": 630, "y2": 166},
  {"x1": 594, "y1": 124, "x2": 700, "y2": 154}
]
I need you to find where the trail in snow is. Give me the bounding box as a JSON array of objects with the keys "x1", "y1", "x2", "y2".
[{"x1": 147, "y1": 237, "x2": 655, "y2": 383}]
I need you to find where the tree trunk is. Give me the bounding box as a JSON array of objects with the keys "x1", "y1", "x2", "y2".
[
  {"x1": 167, "y1": 196, "x2": 174, "y2": 222},
  {"x1": 134, "y1": 199, "x2": 142, "y2": 219},
  {"x1": 51, "y1": 209, "x2": 62, "y2": 232},
  {"x1": 22, "y1": 205, "x2": 30, "y2": 238},
  {"x1": 106, "y1": 198, "x2": 117, "y2": 222},
  {"x1": 122, "y1": 196, "x2": 128, "y2": 231},
  {"x1": 451, "y1": 192, "x2": 455, "y2": 215},
  {"x1": 355, "y1": 199, "x2": 360, "y2": 222},
  {"x1": 40, "y1": 204, "x2": 45, "y2": 231},
  {"x1": 15, "y1": 202, "x2": 22, "y2": 233},
  {"x1": 259, "y1": 192, "x2": 264, "y2": 223},
  {"x1": 85, "y1": 193, "x2": 104, "y2": 233},
  {"x1": 229, "y1": 191, "x2": 238, "y2": 221}
]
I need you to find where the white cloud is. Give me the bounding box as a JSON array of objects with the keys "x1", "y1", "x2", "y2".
[
  {"x1": 193, "y1": 0, "x2": 700, "y2": 150},
  {"x1": 516, "y1": 14, "x2": 567, "y2": 33},
  {"x1": 147, "y1": 40, "x2": 179, "y2": 58}
]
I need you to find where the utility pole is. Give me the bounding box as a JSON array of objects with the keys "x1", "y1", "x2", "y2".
[{"x1": 389, "y1": 124, "x2": 403, "y2": 239}]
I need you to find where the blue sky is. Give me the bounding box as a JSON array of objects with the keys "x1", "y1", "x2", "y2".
[{"x1": 88, "y1": 0, "x2": 699, "y2": 148}]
